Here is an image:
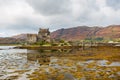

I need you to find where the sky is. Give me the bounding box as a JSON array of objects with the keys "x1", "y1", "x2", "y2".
[{"x1": 0, "y1": 0, "x2": 120, "y2": 37}]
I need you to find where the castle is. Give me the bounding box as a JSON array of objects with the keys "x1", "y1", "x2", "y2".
[{"x1": 27, "y1": 28, "x2": 50, "y2": 43}]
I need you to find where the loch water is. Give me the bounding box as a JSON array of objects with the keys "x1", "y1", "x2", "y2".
[{"x1": 0, "y1": 46, "x2": 120, "y2": 80}]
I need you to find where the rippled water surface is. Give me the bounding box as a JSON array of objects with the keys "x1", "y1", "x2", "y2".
[
  {"x1": 0, "y1": 46, "x2": 39, "y2": 80},
  {"x1": 0, "y1": 46, "x2": 120, "y2": 80}
]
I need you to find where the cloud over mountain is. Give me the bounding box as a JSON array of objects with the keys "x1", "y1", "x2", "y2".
[{"x1": 0, "y1": 0, "x2": 120, "y2": 37}]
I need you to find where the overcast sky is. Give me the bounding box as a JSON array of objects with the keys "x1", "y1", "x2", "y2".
[{"x1": 0, "y1": 0, "x2": 120, "y2": 37}]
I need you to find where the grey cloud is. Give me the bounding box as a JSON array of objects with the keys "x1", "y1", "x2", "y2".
[
  {"x1": 0, "y1": 0, "x2": 120, "y2": 37},
  {"x1": 26, "y1": 0, "x2": 71, "y2": 16},
  {"x1": 2, "y1": 18, "x2": 38, "y2": 35},
  {"x1": 106, "y1": 0, "x2": 120, "y2": 10}
]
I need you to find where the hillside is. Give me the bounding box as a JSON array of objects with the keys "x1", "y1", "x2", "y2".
[
  {"x1": 12, "y1": 34, "x2": 27, "y2": 39},
  {"x1": 0, "y1": 34, "x2": 27, "y2": 44},
  {"x1": 96, "y1": 25, "x2": 120, "y2": 38},
  {"x1": 0, "y1": 25, "x2": 120, "y2": 44},
  {"x1": 0, "y1": 37, "x2": 26, "y2": 44},
  {"x1": 51, "y1": 25, "x2": 120, "y2": 41}
]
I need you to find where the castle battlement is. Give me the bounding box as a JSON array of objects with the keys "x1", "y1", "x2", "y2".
[{"x1": 27, "y1": 28, "x2": 50, "y2": 43}]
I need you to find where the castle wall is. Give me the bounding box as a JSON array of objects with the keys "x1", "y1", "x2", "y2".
[
  {"x1": 27, "y1": 28, "x2": 51, "y2": 44},
  {"x1": 27, "y1": 34, "x2": 37, "y2": 43}
]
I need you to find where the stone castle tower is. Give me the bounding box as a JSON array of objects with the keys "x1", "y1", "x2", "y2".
[
  {"x1": 27, "y1": 28, "x2": 50, "y2": 43},
  {"x1": 37, "y1": 28, "x2": 50, "y2": 42}
]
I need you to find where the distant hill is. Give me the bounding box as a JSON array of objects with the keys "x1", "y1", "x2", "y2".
[
  {"x1": 0, "y1": 25, "x2": 120, "y2": 44},
  {"x1": 96, "y1": 25, "x2": 120, "y2": 39},
  {"x1": 0, "y1": 34, "x2": 27, "y2": 44},
  {"x1": 51, "y1": 25, "x2": 120, "y2": 41},
  {"x1": 12, "y1": 34, "x2": 27, "y2": 39},
  {"x1": 0, "y1": 37, "x2": 26, "y2": 44}
]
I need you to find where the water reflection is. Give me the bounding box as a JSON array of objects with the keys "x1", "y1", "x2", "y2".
[
  {"x1": 27, "y1": 47, "x2": 120, "y2": 65},
  {"x1": 27, "y1": 49, "x2": 75, "y2": 65},
  {"x1": 0, "y1": 46, "x2": 120, "y2": 80},
  {"x1": 27, "y1": 47, "x2": 120, "y2": 80}
]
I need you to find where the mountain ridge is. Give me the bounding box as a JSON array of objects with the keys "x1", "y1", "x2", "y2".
[
  {"x1": 51, "y1": 25, "x2": 120, "y2": 41},
  {"x1": 10, "y1": 25, "x2": 120, "y2": 41},
  {"x1": 0, "y1": 25, "x2": 120, "y2": 44}
]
